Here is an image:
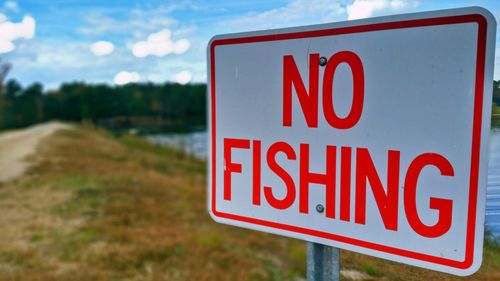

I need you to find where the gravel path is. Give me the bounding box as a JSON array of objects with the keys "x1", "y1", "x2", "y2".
[{"x1": 0, "y1": 122, "x2": 72, "y2": 182}]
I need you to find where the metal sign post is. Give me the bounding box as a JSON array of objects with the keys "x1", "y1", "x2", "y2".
[{"x1": 307, "y1": 242, "x2": 340, "y2": 281}]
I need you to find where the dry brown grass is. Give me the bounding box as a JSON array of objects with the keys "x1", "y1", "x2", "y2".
[{"x1": 0, "y1": 124, "x2": 498, "y2": 280}]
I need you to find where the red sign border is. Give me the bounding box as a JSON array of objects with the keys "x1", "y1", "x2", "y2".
[{"x1": 209, "y1": 13, "x2": 488, "y2": 270}]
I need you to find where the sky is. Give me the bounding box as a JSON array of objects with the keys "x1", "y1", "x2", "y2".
[{"x1": 1, "y1": 0, "x2": 500, "y2": 90}]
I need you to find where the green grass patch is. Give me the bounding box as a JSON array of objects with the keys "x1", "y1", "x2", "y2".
[
  {"x1": 253, "y1": 255, "x2": 291, "y2": 281},
  {"x1": 138, "y1": 245, "x2": 185, "y2": 264},
  {"x1": 483, "y1": 233, "x2": 500, "y2": 265},
  {"x1": 52, "y1": 187, "x2": 107, "y2": 219},
  {"x1": 50, "y1": 227, "x2": 102, "y2": 262},
  {"x1": 52, "y1": 174, "x2": 97, "y2": 189},
  {"x1": 195, "y1": 230, "x2": 224, "y2": 249},
  {"x1": 104, "y1": 245, "x2": 185, "y2": 274},
  {"x1": 361, "y1": 263, "x2": 383, "y2": 277},
  {"x1": 0, "y1": 249, "x2": 41, "y2": 271},
  {"x1": 29, "y1": 233, "x2": 44, "y2": 242},
  {"x1": 288, "y1": 243, "x2": 306, "y2": 266}
]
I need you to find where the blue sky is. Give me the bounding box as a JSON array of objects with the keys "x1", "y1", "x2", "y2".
[{"x1": 1, "y1": 0, "x2": 500, "y2": 89}]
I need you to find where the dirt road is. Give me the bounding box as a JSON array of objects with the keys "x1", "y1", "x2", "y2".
[{"x1": 0, "y1": 122, "x2": 72, "y2": 182}]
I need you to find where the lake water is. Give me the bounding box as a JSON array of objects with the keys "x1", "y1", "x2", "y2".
[
  {"x1": 487, "y1": 129, "x2": 500, "y2": 238},
  {"x1": 148, "y1": 129, "x2": 500, "y2": 238},
  {"x1": 147, "y1": 131, "x2": 208, "y2": 160}
]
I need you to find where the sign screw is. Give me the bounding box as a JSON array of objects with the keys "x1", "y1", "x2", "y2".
[
  {"x1": 319, "y1": 56, "x2": 327, "y2": 66},
  {"x1": 316, "y1": 204, "x2": 325, "y2": 213}
]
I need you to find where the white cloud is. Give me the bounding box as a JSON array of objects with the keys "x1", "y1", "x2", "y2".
[
  {"x1": 173, "y1": 38, "x2": 190, "y2": 54},
  {"x1": 8, "y1": 39, "x2": 139, "y2": 87},
  {"x1": 0, "y1": 40, "x2": 13, "y2": 53},
  {"x1": 10, "y1": 36, "x2": 202, "y2": 87},
  {"x1": 114, "y1": 71, "x2": 140, "y2": 85},
  {"x1": 347, "y1": 0, "x2": 419, "y2": 20},
  {"x1": 78, "y1": 11, "x2": 177, "y2": 37},
  {"x1": 132, "y1": 29, "x2": 190, "y2": 58},
  {"x1": 221, "y1": 0, "x2": 345, "y2": 31},
  {"x1": 90, "y1": 41, "x2": 114, "y2": 56},
  {"x1": 172, "y1": 70, "x2": 191, "y2": 85},
  {"x1": 31, "y1": 42, "x2": 95, "y2": 69},
  {"x1": 77, "y1": 3, "x2": 190, "y2": 38},
  {"x1": 4, "y1": 0, "x2": 19, "y2": 12},
  {"x1": 0, "y1": 15, "x2": 35, "y2": 54},
  {"x1": 0, "y1": 13, "x2": 7, "y2": 23}
]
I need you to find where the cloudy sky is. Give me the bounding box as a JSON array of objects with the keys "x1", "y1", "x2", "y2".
[{"x1": 1, "y1": 0, "x2": 500, "y2": 89}]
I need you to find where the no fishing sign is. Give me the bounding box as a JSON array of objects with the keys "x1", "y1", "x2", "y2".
[{"x1": 207, "y1": 7, "x2": 496, "y2": 275}]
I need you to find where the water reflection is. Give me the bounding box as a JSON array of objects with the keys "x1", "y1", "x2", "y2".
[
  {"x1": 487, "y1": 129, "x2": 500, "y2": 238},
  {"x1": 147, "y1": 131, "x2": 207, "y2": 160}
]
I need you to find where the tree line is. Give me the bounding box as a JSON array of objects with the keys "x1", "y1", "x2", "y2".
[
  {"x1": 0, "y1": 80, "x2": 206, "y2": 133},
  {"x1": 493, "y1": 80, "x2": 500, "y2": 107},
  {"x1": 0, "y1": 79, "x2": 499, "y2": 133}
]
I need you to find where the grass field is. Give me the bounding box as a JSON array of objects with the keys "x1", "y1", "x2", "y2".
[{"x1": 0, "y1": 125, "x2": 499, "y2": 280}]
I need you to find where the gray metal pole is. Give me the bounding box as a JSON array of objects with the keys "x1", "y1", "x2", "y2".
[{"x1": 307, "y1": 242, "x2": 340, "y2": 281}]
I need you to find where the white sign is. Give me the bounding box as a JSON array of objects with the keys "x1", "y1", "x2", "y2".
[{"x1": 207, "y1": 7, "x2": 496, "y2": 276}]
